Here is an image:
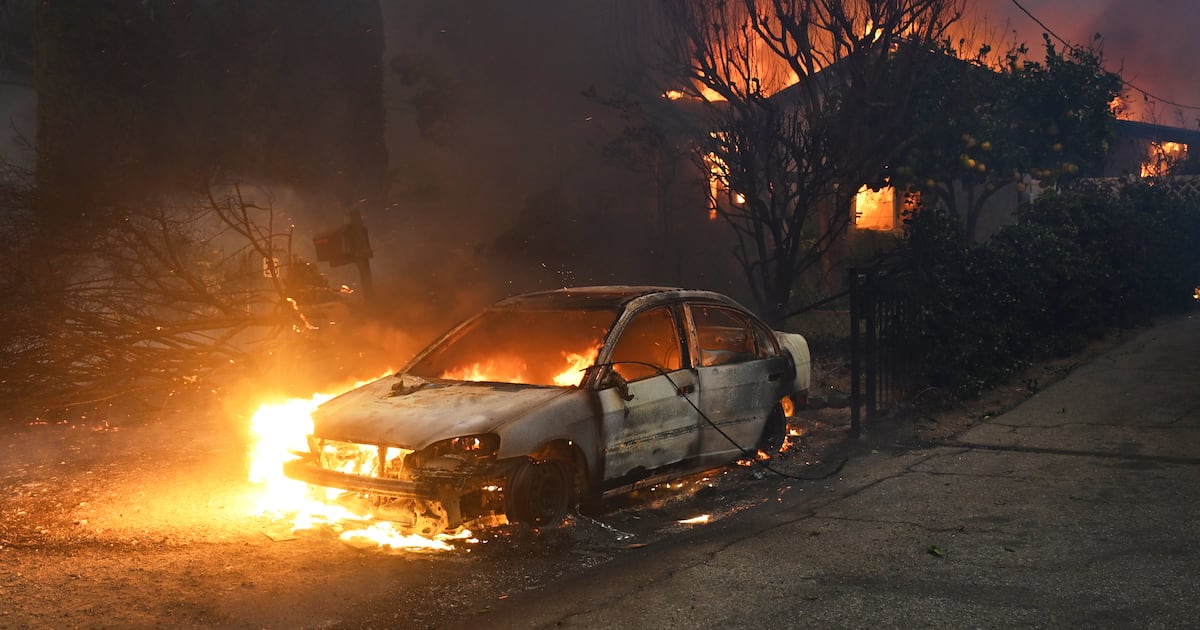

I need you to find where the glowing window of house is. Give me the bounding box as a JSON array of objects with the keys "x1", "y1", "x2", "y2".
[
  {"x1": 705, "y1": 150, "x2": 727, "y2": 217},
  {"x1": 1142, "y1": 141, "x2": 1188, "y2": 178},
  {"x1": 853, "y1": 185, "x2": 895, "y2": 230},
  {"x1": 706, "y1": 139, "x2": 746, "y2": 219}
]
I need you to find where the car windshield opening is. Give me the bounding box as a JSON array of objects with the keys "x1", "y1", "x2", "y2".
[{"x1": 407, "y1": 307, "x2": 617, "y2": 387}]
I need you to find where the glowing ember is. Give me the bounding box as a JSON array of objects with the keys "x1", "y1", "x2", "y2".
[
  {"x1": 735, "y1": 448, "x2": 774, "y2": 467},
  {"x1": 245, "y1": 373, "x2": 468, "y2": 551},
  {"x1": 678, "y1": 514, "x2": 711, "y2": 525}
]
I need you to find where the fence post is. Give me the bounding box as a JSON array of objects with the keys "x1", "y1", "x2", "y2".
[
  {"x1": 864, "y1": 283, "x2": 877, "y2": 421},
  {"x1": 849, "y1": 268, "x2": 862, "y2": 437}
]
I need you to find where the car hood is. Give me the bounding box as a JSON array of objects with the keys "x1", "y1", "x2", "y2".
[{"x1": 310, "y1": 376, "x2": 571, "y2": 450}]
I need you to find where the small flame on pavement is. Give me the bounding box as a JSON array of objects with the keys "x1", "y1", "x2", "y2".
[
  {"x1": 735, "y1": 449, "x2": 773, "y2": 467},
  {"x1": 245, "y1": 374, "x2": 469, "y2": 552}
]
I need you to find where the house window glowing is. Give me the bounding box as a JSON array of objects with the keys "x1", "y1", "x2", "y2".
[
  {"x1": 705, "y1": 142, "x2": 744, "y2": 219},
  {"x1": 1142, "y1": 141, "x2": 1188, "y2": 178},
  {"x1": 853, "y1": 185, "x2": 895, "y2": 230}
]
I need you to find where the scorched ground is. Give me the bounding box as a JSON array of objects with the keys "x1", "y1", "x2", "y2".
[{"x1": 0, "y1": 391, "x2": 844, "y2": 628}]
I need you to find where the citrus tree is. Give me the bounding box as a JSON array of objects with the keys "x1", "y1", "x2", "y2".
[{"x1": 893, "y1": 37, "x2": 1124, "y2": 242}]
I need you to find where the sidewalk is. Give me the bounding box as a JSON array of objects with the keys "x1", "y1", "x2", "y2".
[{"x1": 474, "y1": 313, "x2": 1200, "y2": 628}]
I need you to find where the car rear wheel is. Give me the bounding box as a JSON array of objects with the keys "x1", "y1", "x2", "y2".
[
  {"x1": 506, "y1": 458, "x2": 572, "y2": 527},
  {"x1": 757, "y1": 406, "x2": 787, "y2": 456}
]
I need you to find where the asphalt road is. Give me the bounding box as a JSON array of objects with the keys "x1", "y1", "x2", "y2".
[{"x1": 472, "y1": 313, "x2": 1200, "y2": 628}]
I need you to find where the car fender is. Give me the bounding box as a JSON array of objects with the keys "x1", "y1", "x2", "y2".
[
  {"x1": 493, "y1": 388, "x2": 600, "y2": 483},
  {"x1": 775, "y1": 332, "x2": 811, "y2": 395}
]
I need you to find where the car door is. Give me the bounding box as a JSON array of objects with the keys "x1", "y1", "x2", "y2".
[
  {"x1": 688, "y1": 303, "x2": 791, "y2": 465},
  {"x1": 597, "y1": 304, "x2": 701, "y2": 484}
]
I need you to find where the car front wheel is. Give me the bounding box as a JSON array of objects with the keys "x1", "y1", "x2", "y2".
[{"x1": 505, "y1": 458, "x2": 572, "y2": 527}]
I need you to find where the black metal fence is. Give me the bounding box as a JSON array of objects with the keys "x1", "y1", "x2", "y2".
[{"x1": 848, "y1": 264, "x2": 922, "y2": 435}]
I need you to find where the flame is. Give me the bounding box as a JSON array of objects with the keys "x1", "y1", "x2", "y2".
[
  {"x1": 247, "y1": 393, "x2": 332, "y2": 513},
  {"x1": 735, "y1": 449, "x2": 773, "y2": 466},
  {"x1": 1110, "y1": 96, "x2": 1131, "y2": 120},
  {"x1": 552, "y1": 344, "x2": 602, "y2": 387},
  {"x1": 441, "y1": 358, "x2": 529, "y2": 384},
  {"x1": 441, "y1": 342, "x2": 602, "y2": 387},
  {"x1": 854, "y1": 185, "x2": 896, "y2": 230},
  {"x1": 678, "y1": 514, "x2": 711, "y2": 525},
  {"x1": 245, "y1": 373, "x2": 469, "y2": 551},
  {"x1": 1142, "y1": 141, "x2": 1188, "y2": 178}
]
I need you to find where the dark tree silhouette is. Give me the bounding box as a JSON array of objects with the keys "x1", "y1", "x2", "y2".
[{"x1": 659, "y1": 0, "x2": 965, "y2": 325}]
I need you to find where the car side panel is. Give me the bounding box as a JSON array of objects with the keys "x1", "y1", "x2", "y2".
[
  {"x1": 598, "y1": 369, "x2": 701, "y2": 482},
  {"x1": 695, "y1": 355, "x2": 791, "y2": 464}
]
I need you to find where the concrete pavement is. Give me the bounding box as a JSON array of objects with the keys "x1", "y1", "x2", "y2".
[{"x1": 473, "y1": 312, "x2": 1200, "y2": 628}]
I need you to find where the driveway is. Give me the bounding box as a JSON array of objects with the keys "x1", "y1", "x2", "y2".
[{"x1": 474, "y1": 313, "x2": 1200, "y2": 628}]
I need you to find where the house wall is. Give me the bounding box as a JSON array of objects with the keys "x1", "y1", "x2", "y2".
[{"x1": 1105, "y1": 135, "x2": 1151, "y2": 179}]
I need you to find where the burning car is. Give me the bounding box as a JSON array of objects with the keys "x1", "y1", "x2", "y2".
[{"x1": 283, "y1": 286, "x2": 810, "y2": 535}]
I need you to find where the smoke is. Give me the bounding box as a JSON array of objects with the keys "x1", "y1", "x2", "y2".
[
  {"x1": 975, "y1": 0, "x2": 1200, "y2": 124},
  {"x1": 363, "y1": 0, "x2": 1200, "y2": 348},
  {"x1": 367, "y1": 0, "x2": 741, "y2": 336}
]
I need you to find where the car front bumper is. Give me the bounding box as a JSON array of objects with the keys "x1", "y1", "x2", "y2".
[{"x1": 282, "y1": 457, "x2": 439, "y2": 500}]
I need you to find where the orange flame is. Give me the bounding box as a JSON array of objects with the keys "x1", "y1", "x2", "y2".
[
  {"x1": 441, "y1": 359, "x2": 529, "y2": 384},
  {"x1": 245, "y1": 373, "x2": 472, "y2": 551},
  {"x1": 552, "y1": 344, "x2": 602, "y2": 387},
  {"x1": 441, "y1": 342, "x2": 602, "y2": 387},
  {"x1": 1142, "y1": 141, "x2": 1188, "y2": 178}
]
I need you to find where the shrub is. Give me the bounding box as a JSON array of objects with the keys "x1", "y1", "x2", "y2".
[{"x1": 899, "y1": 184, "x2": 1199, "y2": 397}]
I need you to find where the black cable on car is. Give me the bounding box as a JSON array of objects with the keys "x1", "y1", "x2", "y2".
[{"x1": 594, "y1": 361, "x2": 848, "y2": 482}]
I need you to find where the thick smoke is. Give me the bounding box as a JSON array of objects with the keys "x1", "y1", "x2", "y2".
[
  {"x1": 372, "y1": 0, "x2": 740, "y2": 335},
  {"x1": 367, "y1": 0, "x2": 1200, "y2": 344},
  {"x1": 976, "y1": 0, "x2": 1200, "y2": 124}
]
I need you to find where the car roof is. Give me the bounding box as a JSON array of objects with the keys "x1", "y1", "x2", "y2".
[{"x1": 492, "y1": 286, "x2": 745, "y2": 313}]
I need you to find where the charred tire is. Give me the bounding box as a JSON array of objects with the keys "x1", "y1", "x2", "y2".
[
  {"x1": 506, "y1": 458, "x2": 572, "y2": 527},
  {"x1": 757, "y1": 406, "x2": 787, "y2": 455}
]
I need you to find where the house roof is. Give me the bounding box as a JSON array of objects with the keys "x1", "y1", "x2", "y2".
[{"x1": 1112, "y1": 119, "x2": 1200, "y2": 146}]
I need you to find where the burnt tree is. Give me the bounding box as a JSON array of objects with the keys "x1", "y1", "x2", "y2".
[{"x1": 659, "y1": 0, "x2": 964, "y2": 325}]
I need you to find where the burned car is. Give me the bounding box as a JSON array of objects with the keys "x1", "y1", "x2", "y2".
[{"x1": 283, "y1": 286, "x2": 810, "y2": 534}]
